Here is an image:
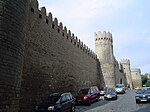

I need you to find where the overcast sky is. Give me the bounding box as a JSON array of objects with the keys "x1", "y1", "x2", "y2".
[{"x1": 38, "y1": 0, "x2": 150, "y2": 74}]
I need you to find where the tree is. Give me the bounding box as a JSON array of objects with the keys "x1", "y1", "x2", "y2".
[
  {"x1": 146, "y1": 80, "x2": 150, "y2": 87},
  {"x1": 141, "y1": 75, "x2": 148, "y2": 85}
]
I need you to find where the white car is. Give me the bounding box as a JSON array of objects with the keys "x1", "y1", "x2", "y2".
[{"x1": 115, "y1": 84, "x2": 126, "y2": 94}]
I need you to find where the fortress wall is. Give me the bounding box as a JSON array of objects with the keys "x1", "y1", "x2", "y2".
[
  {"x1": 20, "y1": 1, "x2": 102, "y2": 111},
  {"x1": 114, "y1": 60, "x2": 126, "y2": 85},
  {"x1": 95, "y1": 31, "x2": 115, "y2": 87},
  {"x1": 131, "y1": 68, "x2": 142, "y2": 88},
  {"x1": 0, "y1": 0, "x2": 29, "y2": 112},
  {"x1": 101, "y1": 64, "x2": 115, "y2": 87},
  {"x1": 120, "y1": 59, "x2": 133, "y2": 89}
]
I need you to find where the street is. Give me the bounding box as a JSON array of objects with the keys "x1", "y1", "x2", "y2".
[{"x1": 76, "y1": 90, "x2": 150, "y2": 112}]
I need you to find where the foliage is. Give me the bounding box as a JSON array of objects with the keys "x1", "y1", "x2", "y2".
[
  {"x1": 146, "y1": 80, "x2": 150, "y2": 87},
  {"x1": 141, "y1": 75, "x2": 148, "y2": 85}
]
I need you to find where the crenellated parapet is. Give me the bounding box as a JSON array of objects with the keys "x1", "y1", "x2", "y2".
[
  {"x1": 29, "y1": 0, "x2": 97, "y2": 59},
  {"x1": 94, "y1": 31, "x2": 113, "y2": 42},
  {"x1": 120, "y1": 59, "x2": 130, "y2": 64},
  {"x1": 131, "y1": 68, "x2": 142, "y2": 88},
  {"x1": 131, "y1": 68, "x2": 141, "y2": 73}
]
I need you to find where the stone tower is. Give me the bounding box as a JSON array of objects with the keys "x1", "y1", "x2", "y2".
[
  {"x1": 94, "y1": 31, "x2": 115, "y2": 87},
  {"x1": 0, "y1": 0, "x2": 29, "y2": 112},
  {"x1": 131, "y1": 68, "x2": 142, "y2": 88},
  {"x1": 120, "y1": 59, "x2": 133, "y2": 89}
]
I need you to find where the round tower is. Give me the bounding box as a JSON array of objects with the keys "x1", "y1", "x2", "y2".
[
  {"x1": 0, "y1": 0, "x2": 29, "y2": 112},
  {"x1": 131, "y1": 68, "x2": 142, "y2": 89},
  {"x1": 120, "y1": 59, "x2": 133, "y2": 89},
  {"x1": 94, "y1": 31, "x2": 115, "y2": 87}
]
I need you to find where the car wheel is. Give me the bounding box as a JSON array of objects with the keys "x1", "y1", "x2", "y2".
[
  {"x1": 70, "y1": 105, "x2": 75, "y2": 112},
  {"x1": 96, "y1": 96, "x2": 100, "y2": 101},
  {"x1": 115, "y1": 95, "x2": 118, "y2": 100},
  {"x1": 87, "y1": 99, "x2": 91, "y2": 106}
]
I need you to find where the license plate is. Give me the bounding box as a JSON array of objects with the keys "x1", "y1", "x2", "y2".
[{"x1": 141, "y1": 99, "x2": 147, "y2": 101}]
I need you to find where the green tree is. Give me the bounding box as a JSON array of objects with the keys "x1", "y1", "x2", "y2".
[
  {"x1": 146, "y1": 80, "x2": 150, "y2": 87},
  {"x1": 141, "y1": 75, "x2": 148, "y2": 85}
]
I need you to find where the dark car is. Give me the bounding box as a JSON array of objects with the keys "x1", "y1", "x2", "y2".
[
  {"x1": 34, "y1": 92, "x2": 75, "y2": 112},
  {"x1": 104, "y1": 88, "x2": 117, "y2": 100},
  {"x1": 135, "y1": 87, "x2": 150, "y2": 104},
  {"x1": 75, "y1": 86, "x2": 100, "y2": 105}
]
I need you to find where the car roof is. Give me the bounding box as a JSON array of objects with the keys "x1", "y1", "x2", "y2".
[
  {"x1": 80, "y1": 86, "x2": 98, "y2": 90},
  {"x1": 49, "y1": 92, "x2": 72, "y2": 97}
]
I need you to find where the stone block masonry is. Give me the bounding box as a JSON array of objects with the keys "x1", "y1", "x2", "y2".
[
  {"x1": 0, "y1": 0, "x2": 29, "y2": 112},
  {"x1": 0, "y1": 0, "x2": 141, "y2": 112},
  {"x1": 19, "y1": 0, "x2": 103, "y2": 111}
]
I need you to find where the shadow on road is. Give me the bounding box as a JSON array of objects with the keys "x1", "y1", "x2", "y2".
[
  {"x1": 131, "y1": 102, "x2": 150, "y2": 112},
  {"x1": 76, "y1": 98, "x2": 111, "y2": 112}
]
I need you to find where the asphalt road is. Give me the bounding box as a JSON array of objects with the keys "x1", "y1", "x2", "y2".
[{"x1": 76, "y1": 90, "x2": 150, "y2": 112}]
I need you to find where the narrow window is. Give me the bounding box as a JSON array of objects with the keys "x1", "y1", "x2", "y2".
[
  {"x1": 46, "y1": 19, "x2": 49, "y2": 24},
  {"x1": 58, "y1": 29, "x2": 60, "y2": 33},
  {"x1": 71, "y1": 39, "x2": 72, "y2": 43},
  {"x1": 31, "y1": 8, "x2": 34, "y2": 13},
  {"x1": 67, "y1": 36, "x2": 69, "y2": 39},
  {"x1": 52, "y1": 24, "x2": 55, "y2": 29},
  {"x1": 39, "y1": 14, "x2": 42, "y2": 19},
  {"x1": 62, "y1": 32, "x2": 64, "y2": 36}
]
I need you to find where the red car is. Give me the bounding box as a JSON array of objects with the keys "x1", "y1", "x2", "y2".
[{"x1": 75, "y1": 86, "x2": 100, "y2": 105}]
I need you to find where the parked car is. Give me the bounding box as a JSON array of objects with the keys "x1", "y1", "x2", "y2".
[
  {"x1": 115, "y1": 84, "x2": 126, "y2": 94},
  {"x1": 75, "y1": 86, "x2": 100, "y2": 105},
  {"x1": 99, "y1": 87, "x2": 108, "y2": 96},
  {"x1": 104, "y1": 88, "x2": 117, "y2": 100},
  {"x1": 135, "y1": 87, "x2": 150, "y2": 103},
  {"x1": 34, "y1": 92, "x2": 75, "y2": 112}
]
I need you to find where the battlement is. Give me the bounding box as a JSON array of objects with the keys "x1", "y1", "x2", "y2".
[
  {"x1": 94, "y1": 31, "x2": 113, "y2": 42},
  {"x1": 29, "y1": 0, "x2": 97, "y2": 59},
  {"x1": 131, "y1": 68, "x2": 141, "y2": 73},
  {"x1": 120, "y1": 59, "x2": 130, "y2": 64}
]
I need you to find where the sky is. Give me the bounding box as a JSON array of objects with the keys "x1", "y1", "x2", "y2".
[{"x1": 38, "y1": 0, "x2": 150, "y2": 74}]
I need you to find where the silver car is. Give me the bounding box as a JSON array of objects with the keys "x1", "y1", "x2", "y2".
[
  {"x1": 115, "y1": 84, "x2": 126, "y2": 94},
  {"x1": 104, "y1": 88, "x2": 117, "y2": 100}
]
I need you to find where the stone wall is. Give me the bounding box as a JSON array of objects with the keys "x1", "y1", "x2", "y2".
[
  {"x1": 114, "y1": 60, "x2": 126, "y2": 85},
  {"x1": 95, "y1": 31, "x2": 115, "y2": 87},
  {"x1": 19, "y1": 0, "x2": 103, "y2": 111},
  {"x1": 0, "y1": 0, "x2": 29, "y2": 112},
  {"x1": 131, "y1": 68, "x2": 142, "y2": 88},
  {"x1": 120, "y1": 59, "x2": 133, "y2": 89}
]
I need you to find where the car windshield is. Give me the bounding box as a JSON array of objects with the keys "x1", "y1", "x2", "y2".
[
  {"x1": 44, "y1": 95, "x2": 60, "y2": 104},
  {"x1": 116, "y1": 84, "x2": 124, "y2": 88},
  {"x1": 106, "y1": 89, "x2": 113, "y2": 93},
  {"x1": 136, "y1": 89, "x2": 150, "y2": 94},
  {"x1": 79, "y1": 89, "x2": 89, "y2": 94}
]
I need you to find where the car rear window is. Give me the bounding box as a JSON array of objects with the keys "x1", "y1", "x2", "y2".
[
  {"x1": 79, "y1": 89, "x2": 89, "y2": 94},
  {"x1": 45, "y1": 95, "x2": 60, "y2": 104}
]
